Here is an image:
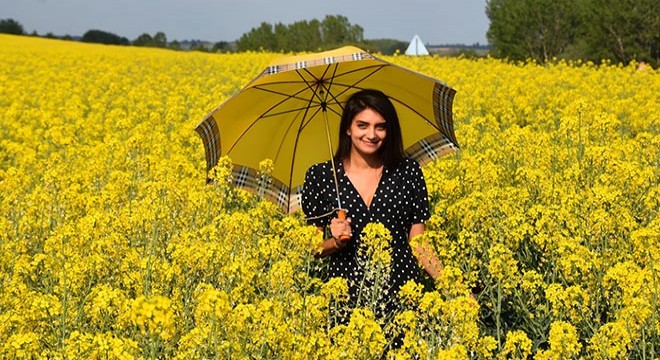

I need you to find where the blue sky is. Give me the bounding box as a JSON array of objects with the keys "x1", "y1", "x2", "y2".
[{"x1": 3, "y1": 0, "x2": 490, "y2": 45}]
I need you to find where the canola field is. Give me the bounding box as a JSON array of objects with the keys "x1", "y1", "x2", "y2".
[{"x1": 1, "y1": 34, "x2": 659, "y2": 359}]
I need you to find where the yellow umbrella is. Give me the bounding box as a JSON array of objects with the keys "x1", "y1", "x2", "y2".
[{"x1": 195, "y1": 46, "x2": 458, "y2": 214}]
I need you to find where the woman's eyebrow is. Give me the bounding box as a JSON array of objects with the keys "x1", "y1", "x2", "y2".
[{"x1": 355, "y1": 120, "x2": 386, "y2": 125}]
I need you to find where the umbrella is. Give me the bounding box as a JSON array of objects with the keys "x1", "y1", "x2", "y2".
[{"x1": 195, "y1": 46, "x2": 458, "y2": 214}]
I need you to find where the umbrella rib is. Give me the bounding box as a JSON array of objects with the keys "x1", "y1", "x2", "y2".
[
  {"x1": 282, "y1": 66, "x2": 331, "y2": 197},
  {"x1": 253, "y1": 63, "x2": 385, "y2": 93},
  {"x1": 251, "y1": 85, "x2": 323, "y2": 107},
  {"x1": 243, "y1": 70, "x2": 328, "y2": 175},
  {"x1": 295, "y1": 63, "x2": 386, "y2": 131},
  {"x1": 387, "y1": 96, "x2": 440, "y2": 130},
  {"x1": 284, "y1": 82, "x2": 326, "y2": 207},
  {"x1": 225, "y1": 83, "x2": 317, "y2": 156}
]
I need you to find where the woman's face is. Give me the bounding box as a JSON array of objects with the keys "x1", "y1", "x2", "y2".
[{"x1": 347, "y1": 107, "x2": 387, "y2": 159}]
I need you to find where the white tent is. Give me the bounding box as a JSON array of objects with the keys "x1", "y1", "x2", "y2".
[{"x1": 405, "y1": 34, "x2": 430, "y2": 56}]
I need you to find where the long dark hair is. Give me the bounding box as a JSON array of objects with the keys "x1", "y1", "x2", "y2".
[{"x1": 334, "y1": 89, "x2": 405, "y2": 167}]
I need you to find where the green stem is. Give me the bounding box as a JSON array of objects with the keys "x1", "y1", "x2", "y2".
[
  {"x1": 496, "y1": 280, "x2": 502, "y2": 349},
  {"x1": 649, "y1": 251, "x2": 658, "y2": 358},
  {"x1": 59, "y1": 235, "x2": 68, "y2": 353}
]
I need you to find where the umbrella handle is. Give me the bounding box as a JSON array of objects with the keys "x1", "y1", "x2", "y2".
[{"x1": 337, "y1": 209, "x2": 350, "y2": 241}]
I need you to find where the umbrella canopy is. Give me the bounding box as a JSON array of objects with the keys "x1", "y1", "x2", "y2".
[{"x1": 195, "y1": 46, "x2": 458, "y2": 213}]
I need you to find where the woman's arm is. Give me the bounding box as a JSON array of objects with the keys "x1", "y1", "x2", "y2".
[
  {"x1": 410, "y1": 223, "x2": 443, "y2": 280},
  {"x1": 315, "y1": 217, "x2": 352, "y2": 258}
]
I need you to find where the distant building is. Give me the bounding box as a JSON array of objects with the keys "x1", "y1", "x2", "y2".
[{"x1": 405, "y1": 34, "x2": 429, "y2": 56}]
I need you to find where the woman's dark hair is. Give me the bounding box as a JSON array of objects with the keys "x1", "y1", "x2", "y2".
[{"x1": 334, "y1": 89, "x2": 405, "y2": 167}]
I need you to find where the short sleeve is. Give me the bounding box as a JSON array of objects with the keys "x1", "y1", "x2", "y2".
[
  {"x1": 301, "y1": 163, "x2": 333, "y2": 228},
  {"x1": 408, "y1": 159, "x2": 431, "y2": 224}
]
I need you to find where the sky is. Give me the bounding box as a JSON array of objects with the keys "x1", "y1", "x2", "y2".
[{"x1": 3, "y1": 0, "x2": 490, "y2": 45}]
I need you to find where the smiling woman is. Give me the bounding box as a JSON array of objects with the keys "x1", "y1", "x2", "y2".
[
  {"x1": 301, "y1": 90, "x2": 446, "y2": 345},
  {"x1": 346, "y1": 108, "x2": 388, "y2": 164}
]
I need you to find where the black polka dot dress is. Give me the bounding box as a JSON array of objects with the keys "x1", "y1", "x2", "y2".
[{"x1": 302, "y1": 157, "x2": 431, "y2": 316}]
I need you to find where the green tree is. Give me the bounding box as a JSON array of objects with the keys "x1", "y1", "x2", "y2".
[
  {"x1": 290, "y1": 19, "x2": 322, "y2": 51},
  {"x1": 0, "y1": 18, "x2": 25, "y2": 35},
  {"x1": 212, "y1": 41, "x2": 232, "y2": 53},
  {"x1": 236, "y1": 22, "x2": 277, "y2": 51},
  {"x1": 132, "y1": 33, "x2": 154, "y2": 47},
  {"x1": 169, "y1": 40, "x2": 182, "y2": 51},
  {"x1": 236, "y1": 16, "x2": 363, "y2": 52},
  {"x1": 153, "y1": 32, "x2": 167, "y2": 48},
  {"x1": 132, "y1": 32, "x2": 168, "y2": 48},
  {"x1": 579, "y1": 0, "x2": 659, "y2": 66},
  {"x1": 321, "y1": 15, "x2": 363, "y2": 47},
  {"x1": 273, "y1": 22, "x2": 290, "y2": 51},
  {"x1": 486, "y1": 0, "x2": 581, "y2": 62},
  {"x1": 81, "y1": 29, "x2": 129, "y2": 45}
]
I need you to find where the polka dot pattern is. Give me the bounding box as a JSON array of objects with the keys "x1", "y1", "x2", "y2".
[{"x1": 302, "y1": 157, "x2": 431, "y2": 310}]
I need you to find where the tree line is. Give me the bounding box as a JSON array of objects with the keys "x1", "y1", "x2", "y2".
[
  {"x1": 0, "y1": 16, "x2": 406, "y2": 55},
  {"x1": 0, "y1": 18, "x2": 232, "y2": 52},
  {"x1": 235, "y1": 15, "x2": 365, "y2": 52},
  {"x1": 486, "y1": 0, "x2": 658, "y2": 67},
  {"x1": 2, "y1": 4, "x2": 657, "y2": 66}
]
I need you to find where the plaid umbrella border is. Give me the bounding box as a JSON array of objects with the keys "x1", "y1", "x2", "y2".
[
  {"x1": 195, "y1": 114, "x2": 221, "y2": 172},
  {"x1": 262, "y1": 51, "x2": 374, "y2": 75},
  {"x1": 405, "y1": 132, "x2": 458, "y2": 168},
  {"x1": 231, "y1": 165, "x2": 303, "y2": 213},
  {"x1": 431, "y1": 82, "x2": 459, "y2": 148}
]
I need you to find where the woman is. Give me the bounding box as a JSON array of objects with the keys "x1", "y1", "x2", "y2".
[{"x1": 302, "y1": 89, "x2": 443, "y2": 318}]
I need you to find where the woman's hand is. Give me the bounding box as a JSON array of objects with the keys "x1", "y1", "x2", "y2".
[{"x1": 329, "y1": 216, "x2": 352, "y2": 248}]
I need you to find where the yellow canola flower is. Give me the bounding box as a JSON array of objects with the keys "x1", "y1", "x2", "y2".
[
  {"x1": 129, "y1": 295, "x2": 176, "y2": 340},
  {"x1": 1, "y1": 35, "x2": 659, "y2": 359},
  {"x1": 398, "y1": 280, "x2": 425, "y2": 308},
  {"x1": 487, "y1": 243, "x2": 519, "y2": 291},
  {"x1": 321, "y1": 277, "x2": 350, "y2": 303},
  {"x1": 545, "y1": 283, "x2": 592, "y2": 324},
  {"x1": 419, "y1": 290, "x2": 447, "y2": 317},
  {"x1": 534, "y1": 321, "x2": 581, "y2": 360},
  {"x1": 630, "y1": 219, "x2": 660, "y2": 263},
  {"x1": 617, "y1": 297, "x2": 654, "y2": 341},
  {"x1": 520, "y1": 270, "x2": 544, "y2": 297},
  {"x1": 476, "y1": 336, "x2": 498, "y2": 359},
  {"x1": 498, "y1": 330, "x2": 533, "y2": 360},
  {"x1": 84, "y1": 284, "x2": 128, "y2": 329},
  {"x1": 359, "y1": 222, "x2": 393, "y2": 267},
  {"x1": 64, "y1": 331, "x2": 139, "y2": 360},
  {"x1": 603, "y1": 261, "x2": 652, "y2": 308},
  {"x1": 2, "y1": 332, "x2": 40, "y2": 360},
  {"x1": 193, "y1": 283, "x2": 232, "y2": 322},
  {"x1": 436, "y1": 344, "x2": 469, "y2": 360},
  {"x1": 442, "y1": 296, "x2": 481, "y2": 347},
  {"x1": 334, "y1": 308, "x2": 387, "y2": 359},
  {"x1": 435, "y1": 265, "x2": 471, "y2": 298},
  {"x1": 258, "y1": 158, "x2": 275, "y2": 177},
  {"x1": 588, "y1": 321, "x2": 633, "y2": 360},
  {"x1": 554, "y1": 237, "x2": 596, "y2": 284}
]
